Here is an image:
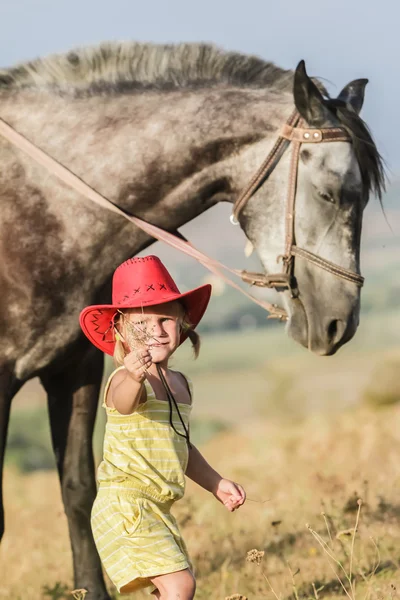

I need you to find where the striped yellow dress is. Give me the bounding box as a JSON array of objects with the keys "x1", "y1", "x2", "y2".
[{"x1": 91, "y1": 366, "x2": 193, "y2": 594}]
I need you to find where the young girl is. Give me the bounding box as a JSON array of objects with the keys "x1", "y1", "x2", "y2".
[{"x1": 80, "y1": 255, "x2": 246, "y2": 599}]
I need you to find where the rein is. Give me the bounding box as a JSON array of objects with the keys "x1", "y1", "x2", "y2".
[{"x1": 0, "y1": 110, "x2": 363, "y2": 322}]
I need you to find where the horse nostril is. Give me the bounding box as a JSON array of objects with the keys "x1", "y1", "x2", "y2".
[
  {"x1": 327, "y1": 319, "x2": 338, "y2": 343},
  {"x1": 327, "y1": 319, "x2": 346, "y2": 346}
]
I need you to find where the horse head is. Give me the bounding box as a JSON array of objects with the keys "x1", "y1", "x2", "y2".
[{"x1": 237, "y1": 61, "x2": 385, "y2": 355}]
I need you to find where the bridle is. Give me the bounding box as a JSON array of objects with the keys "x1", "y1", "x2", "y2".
[
  {"x1": 0, "y1": 108, "x2": 364, "y2": 322},
  {"x1": 231, "y1": 109, "x2": 364, "y2": 296}
]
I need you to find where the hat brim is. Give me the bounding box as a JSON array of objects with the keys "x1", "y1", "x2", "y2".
[{"x1": 79, "y1": 284, "x2": 212, "y2": 356}]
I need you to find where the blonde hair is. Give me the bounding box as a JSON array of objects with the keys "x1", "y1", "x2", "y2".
[
  {"x1": 113, "y1": 306, "x2": 200, "y2": 367},
  {"x1": 181, "y1": 320, "x2": 201, "y2": 359},
  {"x1": 113, "y1": 330, "x2": 127, "y2": 367}
]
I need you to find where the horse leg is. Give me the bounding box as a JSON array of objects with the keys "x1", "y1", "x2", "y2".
[
  {"x1": 0, "y1": 366, "x2": 23, "y2": 540},
  {"x1": 40, "y1": 348, "x2": 110, "y2": 600}
]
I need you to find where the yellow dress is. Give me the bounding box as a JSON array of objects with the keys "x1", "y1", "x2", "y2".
[{"x1": 91, "y1": 366, "x2": 193, "y2": 594}]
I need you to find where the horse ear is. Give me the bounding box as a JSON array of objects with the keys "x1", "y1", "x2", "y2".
[
  {"x1": 337, "y1": 79, "x2": 368, "y2": 114},
  {"x1": 293, "y1": 60, "x2": 327, "y2": 125}
]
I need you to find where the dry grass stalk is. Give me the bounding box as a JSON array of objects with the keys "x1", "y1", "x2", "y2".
[
  {"x1": 117, "y1": 309, "x2": 157, "y2": 352},
  {"x1": 307, "y1": 499, "x2": 364, "y2": 600},
  {"x1": 246, "y1": 496, "x2": 271, "y2": 504},
  {"x1": 225, "y1": 595, "x2": 248, "y2": 600},
  {"x1": 246, "y1": 549, "x2": 281, "y2": 600},
  {"x1": 349, "y1": 499, "x2": 362, "y2": 595},
  {"x1": 287, "y1": 561, "x2": 300, "y2": 600},
  {"x1": 312, "y1": 581, "x2": 325, "y2": 599},
  {"x1": 357, "y1": 536, "x2": 382, "y2": 600},
  {"x1": 116, "y1": 309, "x2": 161, "y2": 373},
  {"x1": 321, "y1": 511, "x2": 334, "y2": 546},
  {"x1": 307, "y1": 523, "x2": 353, "y2": 600},
  {"x1": 69, "y1": 589, "x2": 87, "y2": 600}
]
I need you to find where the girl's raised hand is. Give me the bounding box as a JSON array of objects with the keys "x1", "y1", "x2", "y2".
[
  {"x1": 214, "y1": 478, "x2": 246, "y2": 512},
  {"x1": 123, "y1": 348, "x2": 152, "y2": 383}
]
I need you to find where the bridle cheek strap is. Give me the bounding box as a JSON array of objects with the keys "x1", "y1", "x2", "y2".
[{"x1": 233, "y1": 110, "x2": 364, "y2": 292}]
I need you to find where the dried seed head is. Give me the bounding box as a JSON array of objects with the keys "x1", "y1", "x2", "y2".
[
  {"x1": 225, "y1": 595, "x2": 248, "y2": 600},
  {"x1": 126, "y1": 320, "x2": 152, "y2": 349},
  {"x1": 69, "y1": 589, "x2": 88, "y2": 600},
  {"x1": 246, "y1": 549, "x2": 265, "y2": 565},
  {"x1": 117, "y1": 310, "x2": 157, "y2": 352}
]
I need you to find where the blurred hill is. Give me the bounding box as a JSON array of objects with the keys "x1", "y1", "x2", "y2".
[{"x1": 140, "y1": 179, "x2": 400, "y2": 331}]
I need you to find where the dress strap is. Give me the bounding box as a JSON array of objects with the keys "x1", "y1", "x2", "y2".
[
  {"x1": 142, "y1": 374, "x2": 192, "y2": 403},
  {"x1": 143, "y1": 378, "x2": 156, "y2": 400},
  {"x1": 102, "y1": 365, "x2": 126, "y2": 408},
  {"x1": 178, "y1": 372, "x2": 193, "y2": 404}
]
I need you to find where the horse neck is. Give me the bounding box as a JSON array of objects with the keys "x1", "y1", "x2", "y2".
[
  {"x1": 0, "y1": 86, "x2": 292, "y2": 283},
  {"x1": 99, "y1": 86, "x2": 293, "y2": 240}
]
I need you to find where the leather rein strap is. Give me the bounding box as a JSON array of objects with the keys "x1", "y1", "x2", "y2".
[
  {"x1": 0, "y1": 108, "x2": 363, "y2": 323},
  {"x1": 0, "y1": 117, "x2": 286, "y2": 319}
]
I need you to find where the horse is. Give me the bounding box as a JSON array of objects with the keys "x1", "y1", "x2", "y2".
[{"x1": 0, "y1": 42, "x2": 385, "y2": 598}]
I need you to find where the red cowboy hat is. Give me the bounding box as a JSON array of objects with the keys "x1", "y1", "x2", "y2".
[{"x1": 79, "y1": 255, "x2": 212, "y2": 356}]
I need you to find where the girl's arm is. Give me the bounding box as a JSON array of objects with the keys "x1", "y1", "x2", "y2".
[
  {"x1": 108, "y1": 348, "x2": 152, "y2": 414},
  {"x1": 108, "y1": 369, "x2": 143, "y2": 414},
  {"x1": 185, "y1": 445, "x2": 246, "y2": 511},
  {"x1": 185, "y1": 444, "x2": 222, "y2": 493}
]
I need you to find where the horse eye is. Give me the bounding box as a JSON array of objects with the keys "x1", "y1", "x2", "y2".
[{"x1": 318, "y1": 190, "x2": 335, "y2": 203}]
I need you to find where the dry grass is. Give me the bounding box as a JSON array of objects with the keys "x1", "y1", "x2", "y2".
[
  {"x1": 1, "y1": 403, "x2": 399, "y2": 599},
  {"x1": 3, "y1": 322, "x2": 400, "y2": 599}
]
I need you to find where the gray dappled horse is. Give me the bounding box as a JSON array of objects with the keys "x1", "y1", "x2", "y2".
[{"x1": 0, "y1": 43, "x2": 384, "y2": 598}]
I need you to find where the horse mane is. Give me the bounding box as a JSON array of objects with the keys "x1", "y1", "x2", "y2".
[
  {"x1": 325, "y1": 98, "x2": 386, "y2": 199},
  {"x1": 0, "y1": 41, "x2": 384, "y2": 198},
  {"x1": 0, "y1": 41, "x2": 293, "y2": 93}
]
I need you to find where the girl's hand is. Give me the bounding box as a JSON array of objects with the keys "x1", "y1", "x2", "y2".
[
  {"x1": 123, "y1": 349, "x2": 152, "y2": 383},
  {"x1": 213, "y1": 478, "x2": 246, "y2": 512}
]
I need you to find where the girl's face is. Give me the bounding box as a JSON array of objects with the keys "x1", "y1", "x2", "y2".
[{"x1": 123, "y1": 301, "x2": 183, "y2": 363}]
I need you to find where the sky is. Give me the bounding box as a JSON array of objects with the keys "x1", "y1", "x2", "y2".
[{"x1": 0, "y1": 0, "x2": 399, "y2": 175}]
